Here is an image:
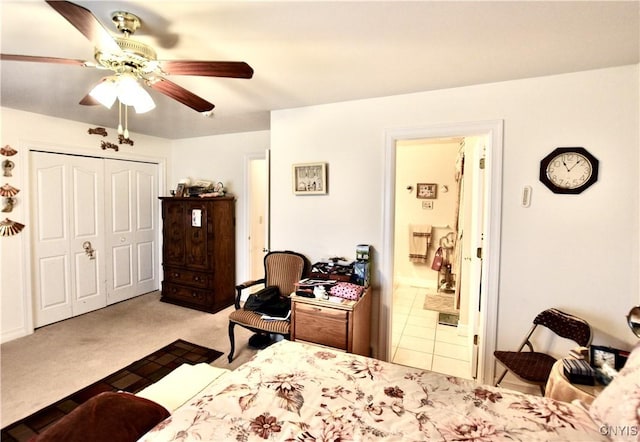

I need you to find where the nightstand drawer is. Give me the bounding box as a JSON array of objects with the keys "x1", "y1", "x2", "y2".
[
  {"x1": 294, "y1": 302, "x2": 348, "y2": 320},
  {"x1": 294, "y1": 304, "x2": 348, "y2": 350}
]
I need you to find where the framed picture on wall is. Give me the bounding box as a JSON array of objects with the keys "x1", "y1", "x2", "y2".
[
  {"x1": 293, "y1": 162, "x2": 327, "y2": 195},
  {"x1": 416, "y1": 183, "x2": 437, "y2": 199}
]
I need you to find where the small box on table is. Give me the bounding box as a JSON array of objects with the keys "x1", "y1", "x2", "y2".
[{"x1": 562, "y1": 358, "x2": 596, "y2": 385}]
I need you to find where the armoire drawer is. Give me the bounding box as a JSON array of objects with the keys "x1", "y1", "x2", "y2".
[
  {"x1": 161, "y1": 281, "x2": 212, "y2": 307},
  {"x1": 164, "y1": 266, "x2": 211, "y2": 289},
  {"x1": 293, "y1": 303, "x2": 348, "y2": 350}
]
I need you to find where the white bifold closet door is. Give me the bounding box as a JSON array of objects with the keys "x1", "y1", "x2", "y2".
[
  {"x1": 31, "y1": 152, "x2": 159, "y2": 328},
  {"x1": 104, "y1": 159, "x2": 158, "y2": 304}
]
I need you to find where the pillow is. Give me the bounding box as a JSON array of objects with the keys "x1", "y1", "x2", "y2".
[
  {"x1": 588, "y1": 343, "x2": 640, "y2": 441},
  {"x1": 30, "y1": 391, "x2": 170, "y2": 442}
]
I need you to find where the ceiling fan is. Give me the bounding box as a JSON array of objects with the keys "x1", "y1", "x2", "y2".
[{"x1": 0, "y1": 1, "x2": 253, "y2": 114}]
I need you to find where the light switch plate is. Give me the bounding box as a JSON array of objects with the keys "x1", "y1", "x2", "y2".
[{"x1": 422, "y1": 201, "x2": 433, "y2": 210}]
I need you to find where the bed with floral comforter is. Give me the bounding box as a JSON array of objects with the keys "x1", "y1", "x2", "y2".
[{"x1": 141, "y1": 340, "x2": 640, "y2": 441}]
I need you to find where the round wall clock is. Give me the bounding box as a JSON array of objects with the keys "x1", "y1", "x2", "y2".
[{"x1": 539, "y1": 147, "x2": 599, "y2": 194}]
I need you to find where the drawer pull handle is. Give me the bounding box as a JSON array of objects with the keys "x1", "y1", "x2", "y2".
[{"x1": 173, "y1": 273, "x2": 179, "y2": 278}]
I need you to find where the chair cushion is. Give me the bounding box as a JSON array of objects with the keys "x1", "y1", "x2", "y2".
[
  {"x1": 494, "y1": 350, "x2": 557, "y2": 383},
  {"x1": 229, "y1": 309, "x2": 290, "y2": 335}
]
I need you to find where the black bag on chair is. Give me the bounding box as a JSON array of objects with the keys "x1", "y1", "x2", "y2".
[{"x1": 244, "y1": 286, "x2": 291, "y2": 317}]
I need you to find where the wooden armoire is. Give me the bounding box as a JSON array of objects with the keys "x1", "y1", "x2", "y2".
[{"x1": 160, "y1": 196, "x2": 235, "y2": 313}]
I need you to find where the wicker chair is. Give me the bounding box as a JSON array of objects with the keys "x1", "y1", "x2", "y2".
[
  {"x1": 228, "y1": 250, "x2": 309, "y2": 362},
  {"x1": 494, "y1": 308, "x2": 592, "y2": 394}
]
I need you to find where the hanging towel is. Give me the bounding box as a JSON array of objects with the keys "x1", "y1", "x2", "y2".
[{"x1": 409, "y1": 224, "x2": 432, "y2": 263}]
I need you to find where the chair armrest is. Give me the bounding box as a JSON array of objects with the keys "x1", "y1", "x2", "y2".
[{"x1": 234, "y1": 278, "x2": 266, "y2": 309}]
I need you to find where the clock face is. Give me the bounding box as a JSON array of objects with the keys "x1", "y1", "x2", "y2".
[
  {"x1": 545, "y1": 152, "x2": 593, "y2": 189},
  {"x1": 540, "y1": 147, "x2": 599, "y2": 194}
]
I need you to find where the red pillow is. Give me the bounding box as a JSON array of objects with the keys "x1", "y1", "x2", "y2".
[{"x1": 30, "y1": 391, "x2": 170, "y2": 442}]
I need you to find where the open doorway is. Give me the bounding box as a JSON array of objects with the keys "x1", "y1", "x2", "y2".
[
  {"x1": 382, "y1": 120, "x2": 503, "y2": 385},
  {"x1": 390, "y1": 135, "x2": 485, "y2": 380},
  {"x1": 245, "y1": 153, "x2": 269, "y2": 282}
]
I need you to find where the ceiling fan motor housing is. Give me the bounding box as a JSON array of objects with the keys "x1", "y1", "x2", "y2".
[{"x1": 95, "y1": 38, "x2": 158, "y2": 75}]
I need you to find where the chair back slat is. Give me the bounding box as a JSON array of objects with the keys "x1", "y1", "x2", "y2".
[
  {"x1": 534, "y1": 308, "x2": 591, "y2": 347},
  {"x1": 264, "y1": 251, "x2": 308, "y2": 296}
]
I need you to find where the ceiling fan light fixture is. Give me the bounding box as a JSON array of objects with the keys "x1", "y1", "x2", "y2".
[
  {"x1": 115, "y1": 73, "x2": 155, "y2": 113},
  {"x1": 89, "y1": 76, "x2": 118, "y2": 109},
  {"x1": 132, "y1": 91, "x2": 156, "y2": 114}
]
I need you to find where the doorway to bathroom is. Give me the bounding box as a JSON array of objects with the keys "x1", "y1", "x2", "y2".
[
  {"x1": 382, "y1": 120, "x2": 503, "y2": 385},
  {"x1": 391, "y1": 135, "x2": 485, "y2": 380}
]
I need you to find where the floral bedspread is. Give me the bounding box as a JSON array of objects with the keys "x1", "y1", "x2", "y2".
[{"x1": 141, "y1": 340, "x2": 604, "y2": 441}]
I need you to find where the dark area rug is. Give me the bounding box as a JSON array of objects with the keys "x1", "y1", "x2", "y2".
[{"x1": 1, "y1": 339, "x2": 223, "y2": 442}]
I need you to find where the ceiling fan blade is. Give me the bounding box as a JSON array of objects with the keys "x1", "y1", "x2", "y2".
[
  {"x1": 45, "y1": 1, "x2": 121, "y2": 54},
  {"x1": 79, "y1": 94, "x2": 100, "y2": 106},
  {"x1": 148, "y1": 78, "x2": 215, "y2": 112},
  {"x1": 160, "y1": 61, "x2": 254, "y2": 79},
  {"x1": 1, "y1": 54, "x2": 89, "y2": 66}
]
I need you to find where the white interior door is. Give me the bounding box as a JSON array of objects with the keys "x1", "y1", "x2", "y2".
[
  {"x1": 459, "y1": 136, "x2": 486, "y2": 378},
  {"x1": 31, "y1": 152, "x2": 106, "y2": 327},
  {"x1": 248, "y1": 155, "x2": 268, "y2": 280},
  {"x1": 105, "y1": 159, "x2": 159, "y2": 304}
]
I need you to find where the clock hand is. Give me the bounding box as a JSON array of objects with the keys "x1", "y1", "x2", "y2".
[
  {"x1": 562, "y1": 160, "x2": 570, "y2": 172},
  {"x1": 567, "y1": 159, "x2": 582, "y2": 172}
]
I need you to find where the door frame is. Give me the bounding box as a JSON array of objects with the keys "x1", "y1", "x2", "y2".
[
  {"x1": 23, "y1": 141, "x2": 166, "y2": 334},
  {"x1": 243, "y1": 151, "x2": 269, "y2": 284},
  {"x1": 381, "y1": 120, "x2": 503, "y2": 385}
]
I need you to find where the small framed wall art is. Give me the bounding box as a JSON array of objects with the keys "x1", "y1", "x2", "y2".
[
  {"x1": 293, "y1": 162, "x2": 327, "y2": 195},
  {"x1": 416, "y1": 183, "x2": 437, "y2": 199}
]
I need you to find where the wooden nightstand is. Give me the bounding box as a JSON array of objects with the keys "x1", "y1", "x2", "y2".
[{"x1": 290, "y1": 286, "x2": 371, "y2": 356}]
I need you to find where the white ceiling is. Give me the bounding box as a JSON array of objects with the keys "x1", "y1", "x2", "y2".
[{"x1": 1, "y1": 1, "x2": 638, "y2": 140}]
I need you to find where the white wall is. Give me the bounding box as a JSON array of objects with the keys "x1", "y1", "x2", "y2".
[
  {"x1": 0, "y1": 108, "x2": 172, "y2": 342},
  {"x1": 271, "y1": 65, "x2": 640, "y2": 359},
  {"x1": 170, "y1": 131, "x2": 269, "y2": 283}
]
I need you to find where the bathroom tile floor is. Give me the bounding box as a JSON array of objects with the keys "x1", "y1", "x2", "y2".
[{"x1": 391, "y1": 285, "x2": 472, "y2": 379}]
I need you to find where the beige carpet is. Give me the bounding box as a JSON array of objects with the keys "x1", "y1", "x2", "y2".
[
  {"x1": 0, "y1": 291, "x2": 257, "y2": 427},
  {"x1": 423, "y1": 292, "x2": 459, "y2": 314}
]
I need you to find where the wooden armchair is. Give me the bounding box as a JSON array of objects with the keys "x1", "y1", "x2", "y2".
[{"x1": 227, "y1": 250, "x2": 309, "y2": 362}]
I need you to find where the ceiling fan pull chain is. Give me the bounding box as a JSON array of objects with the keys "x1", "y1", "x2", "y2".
[
  {"x1": 124, "y1": 104, "x2": 129, "y2": 139},
  {"x1": 117, "y1": 100, "x2": 123, "y2": 136}
]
